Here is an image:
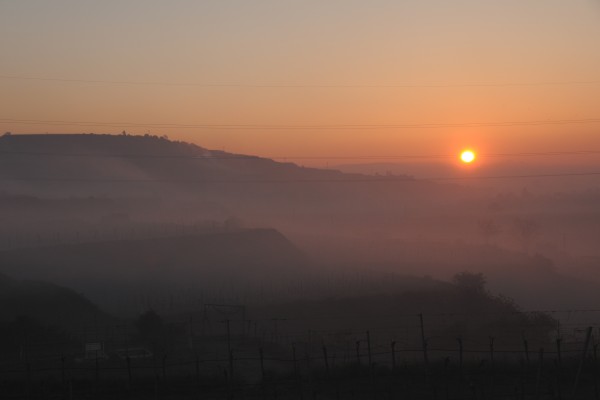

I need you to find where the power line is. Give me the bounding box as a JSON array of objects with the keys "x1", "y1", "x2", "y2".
[
  {"x1": 2, "y1": 117, "x2": 600, "y2": 130},
  {"x1": 2, "y1": 74, "x2": 600, "y2": 88},
  {"x1": 248, "y1": 308, "x2": 600, "y2": 324},
  {"x1": 1, "y1": 172, "x2": 599, "y2": 184},
  {"x1": 1, "y1": 149, "x2": 600, "y2": 161}
]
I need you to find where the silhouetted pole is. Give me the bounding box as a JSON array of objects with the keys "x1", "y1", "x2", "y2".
[
  {"x1": 355, "y1": 341, "x2": 361, "y2": 366},
  {"x1": 419, "y1": 314, "x2": 428, "y2": 366},
  {"x1": 95, "y1": 354, "x2": 99, "y2": 386},
  {"x1": 61, "y1": 356, "x2": 66, "y2": 386},
  {"x1": 127, "y1": 356, "x2": 132, "y2": 388},
  {"x1": 391, "y1": 341, "x2": 397, "y2": 370},
  {"x1": 457, "y1": 338, "x2": 464, "y2": 374},
  {"x1": 535, "y1": 348, "x2": 544, "y2": 400},
  {"x1": 241, "y1": 307, "x2": 247, "y2": 338},
  {"x1": 195, "y1": 354, "x2": 200, "y2": 385},
  {"x1": 225, "y1": 369, "x2": 233, "y2": 400},
  {"x1": 305, "y1": 341, "x2": 312, "y2": 373},
  {"x1": 556, "y1": 337, "x2": 562, "y2": 368},
  {"x1": 26, "y1": 362, "x2": 31, "y2": 400},
  {"x1": 224, "y1": 319, "x2": 234, "y2": 379},
  {"x1": 189, "y1": 315, "x2": 194, "y2": 350},
  {"x1": 293, "y1": 344, "x2": 299, "y2": 377},
  {"x1": 366, "y1": 331, "x2": 372, "y2": 368},
  {"x1": 594, "y1": 344, "x2": 599, "y2": 400},
  {"x1": 573, "y1": 327, "x2": 593, "y2": 398},
  {"x1": 489, "y1": 336, "x2": 496, "y2": 394},
  {"x1": 523, "y1": 337, "x2": 530, "y2": 371},
  {"x1": 556, "y1": 337, "x2": 563, "y2": 400},
  {"x1": 323, "y1": 346, "x2": 330, "y2": 376},
  {"x1": 443, "y1": 357, "x2": 450, "y2": 400},
  {"x1": 293, "y1": 344, "x2": 304, "y2": 400},
  {"x1": 259, "y1": 347, "x2": 265, "y2": 381}
]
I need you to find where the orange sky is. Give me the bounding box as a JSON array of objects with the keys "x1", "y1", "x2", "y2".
[{"x1": 1, "y1": 1, "x2": 599, "y2": 165}]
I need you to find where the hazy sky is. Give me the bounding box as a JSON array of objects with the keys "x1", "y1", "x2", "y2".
[{"x1": 1, "y1": 0, "x2": 599, "y2": 162}]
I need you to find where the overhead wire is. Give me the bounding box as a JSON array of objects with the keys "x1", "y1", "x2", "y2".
[
  {"x1": 0, "y1": 172, "x2": 598, "y2": 184},
  {"x1": 2, "y1": 74, "x2": 600, "y2": 88},
  {"x1": 2, "y1": 117, "x2": 600, "y2": 130},
  {"x1": 0, "y1": 145, "x2": 599, "y2": 183},
  {"x1": 0, "y1": 149, "x2": 599, "y2": 160}
]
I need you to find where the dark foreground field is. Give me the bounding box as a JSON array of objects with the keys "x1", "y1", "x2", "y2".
[{"x1": 2, "y1": 340, "x2": 600, "y2": 400}]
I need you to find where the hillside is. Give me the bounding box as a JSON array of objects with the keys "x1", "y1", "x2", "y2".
[
  {"x1": 0, "y1": 133, "x2": 478, "y2": 253},
  {"x1": 0, "y1": 272, "x2": 107, "y2": 330},
  {"x1": 0, "y1": 133, "x2": 365, "y2": 192},
  {"x1": 0, "y1": 228, "x2": 307, "y2": 315},
  {"x1": 252, "y1": 272, "x2": 557, "y2": 349},
  {"x1": 1, "y1": 133, "x2": 598, "y2": 314},
  {"x1": 0, "y1": 133, "x2": 467, "y2": 211}
]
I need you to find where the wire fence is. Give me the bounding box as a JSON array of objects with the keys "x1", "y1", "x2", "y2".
[{"x1": 3, "y1": 311, "x2": 600, "y2": 399}]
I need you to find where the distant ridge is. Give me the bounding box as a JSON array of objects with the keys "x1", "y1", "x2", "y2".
[
  {"x1": 0, "y1": 228, "x2": 307, "y2": 314},
  {"x1": 0, "y1": 133, "x2": 445, "y2": 215},
  {"x1": 0, "y1": 272, "x2": 109, "y2": 330},
  {"x1": 0, "y1": 132, "x2": 406, "y2": 179}
]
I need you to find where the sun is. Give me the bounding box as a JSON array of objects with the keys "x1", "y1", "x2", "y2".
[{"x1": 460, "y1": 150, "x2": 476, "y2": 164}]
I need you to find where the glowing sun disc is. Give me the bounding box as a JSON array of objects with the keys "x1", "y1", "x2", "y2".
[{"x1": 460, "y1": 150, "x2": 476, "y2": 163}]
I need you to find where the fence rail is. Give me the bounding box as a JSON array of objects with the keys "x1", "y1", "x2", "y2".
[{"x1": 2, "y1": 323, "x2": 600, "y2": 399}]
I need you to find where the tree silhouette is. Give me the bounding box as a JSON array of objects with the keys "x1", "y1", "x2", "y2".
[
  {"x1": 512, "y1": 217, "x2": 540, "y2": 253},
  {"x1": 453, "y1": 272, "x2": 487, "y2": 295},
  {"x1": 477, "y1": 218, "x2": 502, "y2": 245},
  {"x1": 135, "y1": 309, "x2": 164, "y2": 345}
]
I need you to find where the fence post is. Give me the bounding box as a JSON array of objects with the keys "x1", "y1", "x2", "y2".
[
  {"x1": 127, "y1": 356, "x2": 132, "y2": 387},
  {"x1": 189, "y1": 315, "x2": 194, "y2": 350},
  {"x1": 356, "y1": 341, "x2": 361, "y2": 366},
  {"x1": 489, "y1": 336, "x2": 496, "y2": 395},
  {"x1": 573, "y1": 326, "x2": 593, "y2": 398},
  {"x1": 556, "y1": 337, "x2": 563, "y2": 400},
  {"x1": 323, "y1": 346, "x2": 330, "y2": 376},
  {"x1": 535, "y1": 348, "x2": 544, "y2": 400},
  {"x1": 61, "y1": 356, "x2": 66, "y2": 386},
  {"x1": 489, "y1": 336, "x2": 495, "y2": 366},
  {"x1": 523, "y1": 338, "x2": 530, "y2": 370},
  {"x1": 457, "y1": 338, "x2": 463, "y2": 373},
  {"x1": 419, "y1": 314, "x2": 428, "y2": 366},
  {"x1": 225, "y1": 319, "x2": 234, "y2": 379},
  {"x1": 305, "y1": 342, "x2": 312, "y2": 371},
  {"x1": 26, "y1": 362, "x2": 31, "y2": 400},
  {"x1": 293, "y1": 344, "x2": 298, "y2": 378},
  {"x1": 95, "y1": 355, "x2": 99, "y2": 386},
  {"x1": 391, "y1": 341, "x2": 397, "y2": 370},
  {"x1": 162, "y1": 355, "x2": 167, "y2": 381},
  {"x1": 195, "y1": 354, "x2": 200, "y2": 385},
  {"x1": 594, "y1": 344, "x2": 599, "y2": 400},
  {"x1": 259, "y1": 347, "x2": 265, "y2": 382},
  {"x1": 293, "y1": 344, "x2": 303, "y2": 400},
  {"x1": 556, "y1": 338, "x2": 562, "y2": 368},
  {"x1": 229, "y1": 350, "x2": 234, "y2": 383},
  {"x1": 224, "y1": 369, "x2": 232, "y2": 400}
]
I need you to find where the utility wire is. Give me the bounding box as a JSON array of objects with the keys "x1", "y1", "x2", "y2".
[
  {"x1": 2, "y1": 74, "x2": 600, "y2": 88},
  {"x1": 0, "y1": 172, "x2": 599, "y2": 184},
  {"x1": 2, "y1": 117, "x2": 600, "y2": 129},
  {"x1": 0, "y1": 149, "x2": 599, "y2": 160}
]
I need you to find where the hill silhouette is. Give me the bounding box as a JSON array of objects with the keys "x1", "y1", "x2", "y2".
[
  {"x1": 0, "y1": 229, "x2": 307, "y2": 315},
  {"x1": 0, "y1": 133, "x2": 361, "y2": 188},
  {"x1": 1, "y1": 133, "x2": 598, "y2": 313},
  {"x1": 252, "y1": 271, "x2": 557, "y2": 349},
  {"x1": 0, "y1": 272, "x2": 108, "y2": 330},
  {"x1": 0, "y1": 133, "x2": 461, "y2": 208}
]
